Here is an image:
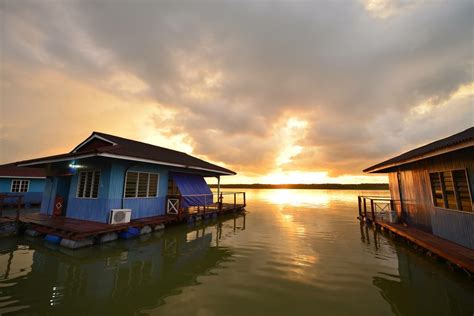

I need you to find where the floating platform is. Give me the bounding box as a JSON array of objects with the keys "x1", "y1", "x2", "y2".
[
  {"x1": 12, "y1": 202, "x2": 245, "y2": 249},
  {"x1": 19, "y1": 213, "x2": 179, "y2": 241}
]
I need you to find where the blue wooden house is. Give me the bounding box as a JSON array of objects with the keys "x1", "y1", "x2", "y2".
[
  {"x1": 0, "y1": 163, "x2": 46, "y2": 207},
  {"x1": 17, "y1": 132, "x2": 236, "y2": 224}
]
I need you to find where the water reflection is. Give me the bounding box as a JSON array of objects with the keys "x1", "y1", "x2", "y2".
[
  {"x1": 1, "y1": 190, "x2": 473, "y2": 315},
  {"x1": 360, "y1": 224, "x2": 474, "y2": 316},
  {"x1": 0, "y1": 214, "x2": 246, "y2": 315},
  {"x1": 248, "y1": 188, "x2": 389, "y2": 208}
]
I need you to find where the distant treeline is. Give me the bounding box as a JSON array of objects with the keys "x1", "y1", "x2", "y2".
[{"x1": 209, "y1": 183, "x2": 389, "y2": 190}]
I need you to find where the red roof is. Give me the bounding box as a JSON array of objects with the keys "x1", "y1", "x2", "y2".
[{"x1": 0, "y1": 163, "x2": 46, "y2": 178}]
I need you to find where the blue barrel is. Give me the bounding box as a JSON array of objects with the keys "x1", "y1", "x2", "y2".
[
  {"x1": 118, "y1": 227, "x2": 140, "y2": 239},
  {"x1": 44, "y1": 235, "x2": 62, "y2": 244}
]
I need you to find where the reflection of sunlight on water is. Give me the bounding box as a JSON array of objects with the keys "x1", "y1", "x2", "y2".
[
  {"x1": 244, "y1": 189, "x2": 389, "y2": 283},
  {"x1": 253, "y1": 189, "x2": 330, "y2": 207},
  {"x1": 249, "y1": 189, "x2": 389, "y2": 207},
  {"x1": 261, "y1": 191, "x2": 320, "y2": 282},
  {"x1": 0, "y1": 245, "x2": 34, "y2": 281},
  {"x1": 0, "y1": 245, "x2": 34, "y2": 314}
]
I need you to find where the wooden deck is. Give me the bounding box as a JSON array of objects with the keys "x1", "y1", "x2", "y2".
[
  {"x1": 16, "y1": 202, "x2": 246, "y2": 241},
  {"x1": 376, "y1": 221, "x2": 474, "y2": 274},
  {"x1": 0, "y1": 216, "x2": 16, "y2": 225},
  {"x1": 19, "y1": 213, "x2": 179, "y2": 240}
]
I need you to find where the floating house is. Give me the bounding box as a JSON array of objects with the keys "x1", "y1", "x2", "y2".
[
  {"x1": 16, "y1": 132, "x2": 242, "y2": 227},
  {"x1": 363, "y1": 127, "x2": 473, "y2": 250},
  {"x1": 0, "y1": 163, "x2": 46, "y2": 207}
]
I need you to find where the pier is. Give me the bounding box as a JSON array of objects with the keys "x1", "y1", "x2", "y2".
[{"x1": 358, "y1": 195, "x2": 474, "y2": 275}]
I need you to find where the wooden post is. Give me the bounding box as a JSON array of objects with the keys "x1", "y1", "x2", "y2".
[
  {"x1": 217, "y1": 176, "x2": 220, "y2": 204},
  {"x1": 370, "y1": 199, "x2": 375, "y2": 223},
  {"x1": 243, "y1": 192, "x2": 246, "y2": 207},
  {"x1": 16, "y1": 196, "x2": 23, "y2": 222},
  {"x1": 179, "y1": 195, "x2": 184, "y2": 220},
  {"x1": 390, "y1": 199, "x2": 394, "y2": 211},
  {"x1": 219, "y1": 193, "x2": 223, "y2": 210},
  {"x1": 358, "y1": 196, "x2": 362, "y2": 217},
  {"x1": 363, "y1": 197, "x2": 367, "y2": 220},
  {"x1": 0, "y1": 196, "x2": 3, "y2": 218},
  {"x1": 233, "y1": 193, "x2": 236, "y2": 210}
]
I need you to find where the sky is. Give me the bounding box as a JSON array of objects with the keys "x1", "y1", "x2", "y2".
[{"x1": 0, "y1": 0, "x2": 473, "y2": 184}]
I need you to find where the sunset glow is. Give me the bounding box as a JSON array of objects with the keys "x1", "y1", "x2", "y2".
[{"x1": 1, "y1": 1, "x2": 472, "y2": 184}]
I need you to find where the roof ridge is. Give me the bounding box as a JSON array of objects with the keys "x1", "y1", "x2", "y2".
[{"x1": 92, "y1": 131, "x2": 192, "y2": 156}]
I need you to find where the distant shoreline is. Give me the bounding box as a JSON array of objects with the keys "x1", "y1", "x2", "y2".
[{"x1": 209, "y1": 183, "x2": 389, "y2": 190}]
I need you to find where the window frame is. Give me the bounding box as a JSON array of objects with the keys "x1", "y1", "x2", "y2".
[
  {"x1": 10, "y1": 179, "x2": 30, "y2": 193},
  {"x1": 429, "y1": 168, "x2": 473, "y2": 213},
  {"x1": 76, "y1": 170, "x2": 101, "y2": 199},
  {"x1": 123, "y1": 171, "x2": 159, "y2": 199}
]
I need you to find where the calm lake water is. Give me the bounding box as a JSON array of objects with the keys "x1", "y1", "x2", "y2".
[{"x1": 0, "y1": 189, "x2": 473, "y2": 315}]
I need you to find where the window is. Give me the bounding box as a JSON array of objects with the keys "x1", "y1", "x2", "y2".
[
  {"x1": 77, "y1": 170, "x2": 101, "y2": 198},
  {"x1": 124, "y1": 172, "x2": 159, "y2": 198},
  {"x1": 429, "y1": 169, "x2": 473, "y2": 212},
  {"x1": 11, "y1": 179, "x2": 29, "y2": 192}
]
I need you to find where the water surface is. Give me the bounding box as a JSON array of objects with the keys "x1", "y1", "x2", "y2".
[{"x1": 0, "y1": 189, "x2": 473, "y2": 315}]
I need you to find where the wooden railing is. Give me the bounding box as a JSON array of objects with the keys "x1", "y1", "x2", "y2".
[
  {"x1": 0, "y1": 194, "x2": 24, "y2": 222},
  {"x1": 166, "y1": 192, "x2": 246, "y2": 216},
  {"x1": 358, "y1": 195, "x2": 396, "y2": 224}
]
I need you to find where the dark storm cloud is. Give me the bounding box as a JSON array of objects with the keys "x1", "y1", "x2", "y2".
[{"x1": 1, "y1": 0, "x2": 473, "y2": 177}]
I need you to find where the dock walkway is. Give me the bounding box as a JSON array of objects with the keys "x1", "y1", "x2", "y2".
[
  {"x1": 376, "y1": 221, "x2": 474, "y2": 274},
  {"x1": 358, "y1": 195, "x2": 474, "y2": 274}
]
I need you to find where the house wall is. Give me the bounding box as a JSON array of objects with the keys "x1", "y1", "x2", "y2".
[
  {"x1": 42, "y1": 158, "x2": 171, "y2": 223},
  {"x1": 105, "y1": 161, "x2": 169, "y2": 221},
  {"x1": 39, "y1": 157, "x2": 214, "y2": 223},
  {"x1": 0, "y1": 178, "x2": 45, "y2": 192},
  {"x1": 388, "y1": 147, "x2": 474, "y2": 249},
  {"x1": 66, "y1": 159, "x2": 113, "y2": 222},
  {"x1": 0, "y1": 178, "x2": 46, "y2": 206}
]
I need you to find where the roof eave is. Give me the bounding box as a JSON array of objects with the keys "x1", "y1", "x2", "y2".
[
  {"x1": 363, "y1": 140, "x2": 474, "y2": 173},
  {"x1": 0, "y1": 176, "x2": 47, "y2": 179},
  {"x1": 16, "y1": 151, "x2": 236, "y2": 176},
  {"x1": 17, "y1": 152, "x2": 98, "y2": 167}
]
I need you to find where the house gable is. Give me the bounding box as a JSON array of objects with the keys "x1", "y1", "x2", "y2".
[{"x1": 72, "y1": 134, "x2": 117, "y2": 153}]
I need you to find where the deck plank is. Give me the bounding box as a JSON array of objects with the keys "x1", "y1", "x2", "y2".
[
  {"x1": 17, "y1": 204, "x2": 245, "y2": 241},
  {"x1": 377, "y1": 221, "x2": 474, "y2": 273},
  {"x1": 19, "y1": 213, "x2": 179, "y2": 239}
]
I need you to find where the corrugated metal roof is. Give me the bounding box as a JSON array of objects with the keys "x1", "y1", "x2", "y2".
[
  {"x1": 17, "y1": 131, "x2": 236, "y2": 175},
  {"x1": 364, "y1": 127, "x2": 474, "y2": 173},
  {"x1": 0, "y1": 163, "x2": 46, "y2": 178}
]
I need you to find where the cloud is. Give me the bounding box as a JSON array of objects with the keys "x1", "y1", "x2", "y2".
[{"x1": 0, "y1": 0, "x2": 473, "y2": 182}]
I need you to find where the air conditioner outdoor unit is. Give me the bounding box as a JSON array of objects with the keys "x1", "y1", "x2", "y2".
[{"x1": 109, "y1": 209, "x2": 132, "y2": 224}]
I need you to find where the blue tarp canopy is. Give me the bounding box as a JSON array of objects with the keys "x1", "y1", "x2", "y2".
[{"x1": 170, "y1": 172, "x2": 213, "y2": 207}]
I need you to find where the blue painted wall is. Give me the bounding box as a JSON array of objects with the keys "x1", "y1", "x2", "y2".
[
  {"x1": 41, "y1": 158, "x2": 171, "y2": 223},
  {"x1": 64, "y1": 159, "x2": 112, "y2": 222},
  {"x1": 111, "y1": 162, "x2": 169, "y2": 221},
  {"x1": 0, "y1": 177, "x2": 46, "y2": 206},
  {"x1": 0, "y1": 178, "x2": 45, "y2": 192}
]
